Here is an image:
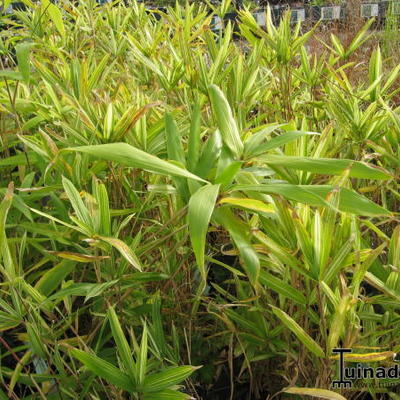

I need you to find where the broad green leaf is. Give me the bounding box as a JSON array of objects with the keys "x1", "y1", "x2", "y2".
[
  {"x1": 233, "y1": 184, "x2": 391, "y2": 216},
  {"x1": 208, "y1": 84, "x2": 243, "y2": 158},
  {"x1": 35, "y1": 260, "x2": 76, "y2": 296},
  {"x1": 214, "y1": 207, "x2": 260, "y2": 285},
  {"x1": 15, "y1": 42, "x2": 33, "y2": 82},
  {"x1": 70, "y1": 349, "x2": 135, "y2": 392},
  {"x1": 142, "y1": 366, "x2": 197, "y2": 393},
  {"x1": 270, "y1": 306, "x2": 325, "y2": 358},
  {"x1": 42, "y1": 0, "x2": 65, "y2": 39},
  {"x1": 68, "y1": 143, "x2": 205, "y2": 182},
  {"x1": 0, "y1": 70, "x2": 23, "y2": 80},
  {"x1": 258, "y1": 155, "x2": 391, "y2": 180},
  {"x1": 195, "y1": 130, "x2": 222, "y2": 179},
  {"x1": 188, "y1": 184, "x2": 220, "y2": 280},
  {"x1": 284, "y1": 387, "x2": 346, "y2": 400}
]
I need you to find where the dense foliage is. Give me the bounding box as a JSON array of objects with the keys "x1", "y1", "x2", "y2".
[{"x1": 0, "y1": 0, "x2": 399, "y2": 399}]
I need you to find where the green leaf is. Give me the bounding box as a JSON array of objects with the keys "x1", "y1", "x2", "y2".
[
  {"x1": 70, "y1": 348, "x2": 135, "y2": 392},
  {"x1": 42, "y1": 0, "x2": 66, "y2": 39},
  {"x1": 0, "y1": 183, "x2": 16, "y2": 280},
  {"x1": 15, "y1": 42, "x2": 33, "y2": 82},
  {"x1": 258, "y1": 155, "x2": 391, "y2": 180},
  {"x1": 0, "y1": 70, "x2": 23, "y2": 80},
  {"x1": 144, "y1": 389, "x2": 192, "y2": 400},
  {"x1": 208, "y1": 84, "x2": 243, "y2": 158},
  {"x1": 137, "y1": 323, "x2": 148, "y2": 385},
  {"x1": 187, "y1": 101, "x2": 201, "y2": 172},
  {"x1": 107, "y1": 307, "x2": 136, "y2": 382},
  {"x1": 35, "y1": 260, "x2": 76, "y2": 296},
  {"x1": 98, "y1": 236, "x2": 142, "y2": 272},
  {"x1": 195, "y1": 130, "x2": 222, "y2": 179},
  {"x1": 48, "y1": 282, "x2": 118, "y2": 301},
  {"x1": 62, "y1": 176, "x2": 92, "y2": 230},
  {"x1": 214, "y1": 207, "x2": 260, "y2": 285},
  {"x1": 84, "y1": 280, "x2": 119, "y2": 303},
  {"x1": 259, "y1": 271, "x2": 307, "y2": 305},
  {"x1": 142, "y1": 366, "x2": 197, "y2": 393},
  {"x1": 270, "y1": 305, "x2": 325, "y2": 358},
  {"x1": 188, "y1": 184, "x2": 220, "y2": 280},
  {"x1": 326, "y1": 296, "x2": 352, "y2": 353},
  {"x1": 165, "y1": 113, "x2": 185, "y2": 165},
  {"x1": 233, "y1": 184, "x2": 391, "y2": 216},
  {"x1": 219, "y1": 197, "x2": 275, "y2": 214},
  {"x1": 0, "y1": 311, "x2": 21, "y2": 332},
  {"x1": 26, "y1": 323, "x2": 46, "y2": 358},
  {"x1": 94, "y1": 182, "x2": 111, "y2": 236},
  {"x1": 68, "y1": 143, "x2": 205, "y2": 182},
  {"x1": 246, "y1": 130, "x2": 319, "y2": 158}
]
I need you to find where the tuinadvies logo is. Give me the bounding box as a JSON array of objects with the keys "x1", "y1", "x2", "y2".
[{"x1": 332, "y1": 348, "x2": 400, "y2": 389}]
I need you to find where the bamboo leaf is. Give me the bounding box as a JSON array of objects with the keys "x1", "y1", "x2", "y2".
[
  {"x1": 0, "y1": 182, "x2": 16, "y2": 280},
  {"x1": 97, "y1": 236, "x2": 142, "y2": 271},
  {"x1": 219, "y1": 197, "x2": 275, "y2": 214},
  {"x1": 70, "y1": 348, "x2": 135, "y2": 392},
  {"x1": 68, "y1": 143, "x2": 206, "y2": 182},
  {"x1": 142, "y1": 366, "x2": 198, "y2": 393},
  {"x1": 233, "y1": 184, "x2": 391, "y2": 216},
  {"x1": 107, "y1": 307, "x2": 136, "y2": 382},
  {"x1": 284, "y1": 387, "x2": 346, "y2": 400},
  {"x1": 270, "y1": 306, "x2": 325, "y2": 358},
  {"x1": 258, "y1": 155, "x2": 391, "y2": 180},
  {"x1": 144, "y1": 389, "x2": 192, "y2": 400},
  {"x1": 15, "y1": 42, "x2": 33, "y2": 82},
  {"x1": 188, "y1": 184, "x2": 220, "y2": 280},
  {"x1": 35, "y1": 260, "x2": 76, "y2": 296},
  {"x1": 259, "y1": 271, "x2": 307, "y2": 305},
  {"x1": 42, "y1": 0, "x2": 65, "y2": 39},
  {"x1": 208, "y1": 84, "x2": 243, "y2": 158}
]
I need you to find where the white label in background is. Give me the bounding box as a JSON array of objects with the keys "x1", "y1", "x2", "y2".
[
  {"x1": 254, "y1": 11, "x2": 266, "y2": 27},
  {"x1": 361, "y1": 4, "x2": 379, "y2": 17},
  {"x1": 212, "y1": 16, "x2": 223, "y2": 31},
  {"x1": 292, "y1": 9, "x2": 306, "y2": 21},
  {"x1": 321, "y1": 5, "x2": 341, "y2": 20},
  {"x1": 333, "y1": 5, "x2": 341, "y2": 19}
]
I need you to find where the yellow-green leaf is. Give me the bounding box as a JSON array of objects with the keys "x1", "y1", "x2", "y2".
[{"x1": 284, "y1": 387, "x2": 347, "y2": 400}]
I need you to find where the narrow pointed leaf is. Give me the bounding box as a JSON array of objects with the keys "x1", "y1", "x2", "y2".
[
  {"x1": 208, "y1": 85, "x2": 243, "y2": 158},
  {"x1": 70, "y1": 348, "x2": 135, "y2": 392},
  {"x1": 270, "y1": 306, "x2": 325, "y2": 358},
  {"x1": 68, "y1": 143, "x2": 205, "y2": 182},
  {"x1": 284, "y1": 387, "x2": 346, "y2": 400}
]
